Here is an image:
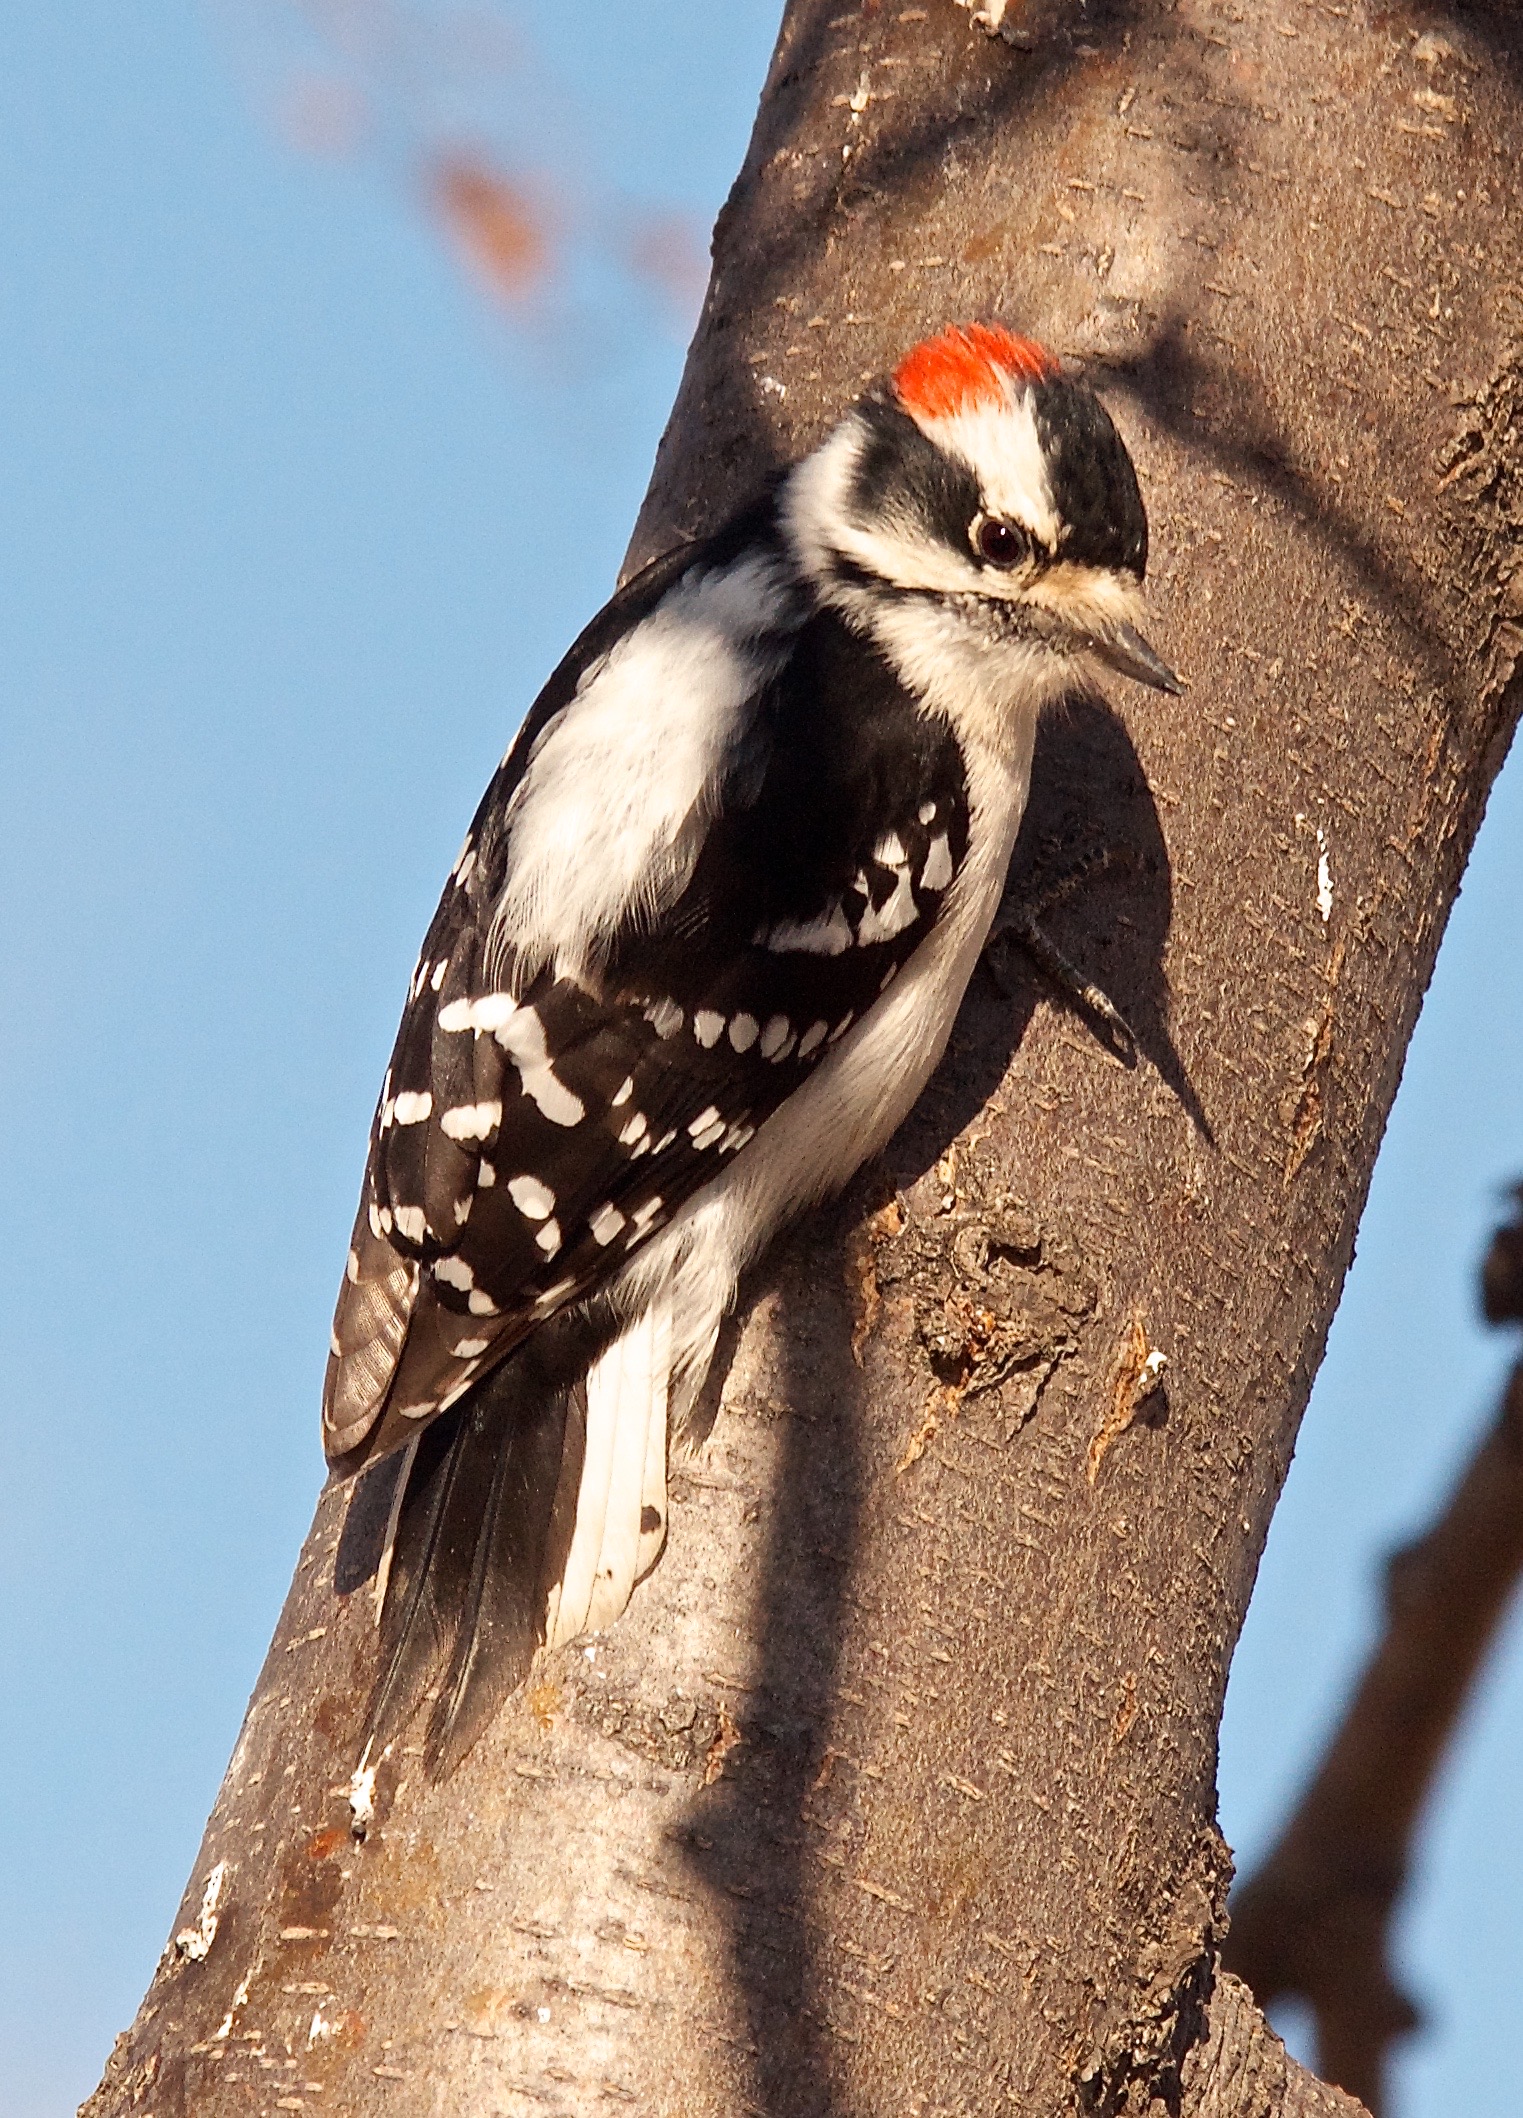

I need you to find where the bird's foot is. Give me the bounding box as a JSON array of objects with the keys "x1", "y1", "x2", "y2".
[{"x1": 984, "y1": 852, "x2": 1137, "y2": 1064}]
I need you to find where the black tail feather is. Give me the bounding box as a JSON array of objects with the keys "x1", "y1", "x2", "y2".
[
  {"x1": 356, "y1": 1302, "x2": 613, "y2": 1779},
  {"x1": 357, "y1": 1313, "x2": 614, "y2": 1779},
  {"x1": 362, "y1": 1403, "x2": 482, "y2": 1762},
  {"x1": 422, "y1": 1380, "x2": 581, "y2": 1777}
]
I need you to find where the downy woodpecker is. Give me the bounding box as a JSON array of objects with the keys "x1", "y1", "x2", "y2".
[{"x1": 325, "y1": 323, "x2": 1180, "y2": 1774}]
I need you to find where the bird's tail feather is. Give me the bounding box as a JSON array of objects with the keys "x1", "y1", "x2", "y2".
[
  {"x1": 360, "y1": 1362, "x2": 574, "y2": 1777},
  {"x1": 544, "y1": 1294, "x2": 671, "y2": 1648},
  {"x1": 363, "y1": 1406, "x2": 481, "y2": 1754},
  {"x1": 357, "y1": 1293, "x2": 673, "y2": 1779},
  {"x1": 422, "y1": 1376, "x2": 573, "y2": 1777}
]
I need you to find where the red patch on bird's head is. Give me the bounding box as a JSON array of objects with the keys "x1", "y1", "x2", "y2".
[{"x1": 892, "y1": 323, "x2": 1057, "y2": 422}]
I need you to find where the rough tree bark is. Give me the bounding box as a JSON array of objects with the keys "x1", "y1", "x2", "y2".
[{"x1": 85, "y1": 3, "x2": 1523, "y2": 2114}]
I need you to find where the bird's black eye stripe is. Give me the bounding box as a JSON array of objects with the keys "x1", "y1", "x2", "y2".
[{"x1": 974, "y1": 516, "x2": 1029, "y2": 568}]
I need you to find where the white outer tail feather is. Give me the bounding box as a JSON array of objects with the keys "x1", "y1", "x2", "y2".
[{"x1": 543, "y1": 1296, "x2": 672, "y2": 1650}]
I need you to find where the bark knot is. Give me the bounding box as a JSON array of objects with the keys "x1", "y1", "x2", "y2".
[{"x1": 872, "y1": 1144, "x2": 1097, "y2": 1440}]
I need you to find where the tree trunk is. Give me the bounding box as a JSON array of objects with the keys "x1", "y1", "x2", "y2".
[{"x1": 85, "y1": 3, "x2": 1523, "y2": 2113}]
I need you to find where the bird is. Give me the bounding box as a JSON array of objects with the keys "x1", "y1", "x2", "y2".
[{"x1": 323, "y1": 321, "x2": 1180, "y2": 1776}]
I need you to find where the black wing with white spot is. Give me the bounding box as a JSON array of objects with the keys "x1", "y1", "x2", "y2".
[{"x1": 325, "y1": 586, "x2": 970, "y2": 1471}]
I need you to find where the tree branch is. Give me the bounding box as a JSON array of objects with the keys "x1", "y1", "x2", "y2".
[
  {"x1": 1184, "y1": 1974, "x2": 1364, "y2": 2118},
  {"x1": 1224, "y1": 1197, "x2": 1523, "y2": 2113}
]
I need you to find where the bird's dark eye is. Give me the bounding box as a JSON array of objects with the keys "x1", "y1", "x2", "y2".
[{"x1": 975, "y1": 517, "x2": 1028, "y2": 567}]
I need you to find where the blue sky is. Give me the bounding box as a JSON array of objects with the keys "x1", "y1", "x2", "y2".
[{"x1": 1, "y1": 8, "x2": 1519, "y2": 2113}]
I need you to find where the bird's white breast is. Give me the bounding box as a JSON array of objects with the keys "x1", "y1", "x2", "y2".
[{"x1": 617, "y1": 688, "x2": 1039, "y2": 1421}]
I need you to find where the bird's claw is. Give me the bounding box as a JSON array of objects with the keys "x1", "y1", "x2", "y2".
[{"x1": 985, "y1": 905, "x2": 1137, "y2": 1065}]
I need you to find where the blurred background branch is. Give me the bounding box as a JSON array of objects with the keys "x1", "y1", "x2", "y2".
[
  {"x1": 220, "y1": 0, "x2": 708, "y2": 323},
  {"x1": 1225, "y1": 1190, "x2": 1523, "y2": 2114}
]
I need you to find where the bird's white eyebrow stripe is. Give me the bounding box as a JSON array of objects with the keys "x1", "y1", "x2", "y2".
[{"x1": 911, "y1": 388, "x2": 1060, "y2": 549}]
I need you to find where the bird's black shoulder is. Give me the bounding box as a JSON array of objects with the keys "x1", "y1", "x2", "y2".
[{"x1": 625, "y1": 600, "x2": 970, "y2": 961}]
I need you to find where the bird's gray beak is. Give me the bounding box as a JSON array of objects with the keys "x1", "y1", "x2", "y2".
[{"x1": 1086, "y1": 622, "x2": 1183, "y2": 694}]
